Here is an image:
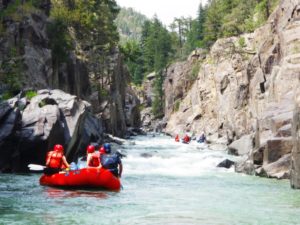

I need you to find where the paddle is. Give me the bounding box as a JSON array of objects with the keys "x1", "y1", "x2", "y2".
[{"x1": 28, "y1": 164, "x2": 45, "y2": 171}]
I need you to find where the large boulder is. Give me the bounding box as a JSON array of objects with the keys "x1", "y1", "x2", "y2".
[
  {"x1": 263, "y1": 137, "x2": 293, "y2": 164},
  {"x1": 0, "y1": 89, "x2": 104, "y2": 172},
  {"x1": 66, "y1": 111, "x2": 103, "y2": 161},
  {"x1": 228, "y1": 135, "x2": 254, "y2": 156},
  {"x1": 235, "y1": 159, "x2": 255, "y2": 175},
  {"x1": 0, "y1": 101, "x2": 20, "y2": 143},
  {"x1": 256, "y1": 154, "x2": 291, "y2": 179},
  {"x1": 0, "y1": 101, "x2": 21, "y2": 172}
]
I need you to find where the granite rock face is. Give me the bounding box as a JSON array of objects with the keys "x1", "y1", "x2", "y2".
[
  {"x1": 291, "y1": 86, "x2": 300, "y2": 188},
  {"x1": 163, "y1": 0, "x2": 300, "y2": 181},
  {"x1": 137, "y1": 73, "x2": 161, "y2": 132}
]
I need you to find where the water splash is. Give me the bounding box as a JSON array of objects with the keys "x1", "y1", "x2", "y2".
[{"x1": 123, "y1": 135, "x2": 232, "y2": 177}]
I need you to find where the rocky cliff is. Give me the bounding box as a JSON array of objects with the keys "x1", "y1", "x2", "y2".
[
  {"x1": 0, "y1": 0, "x2": 89, "y2": 98},
  {"x1": 0, "y1": 1, "x2": 141, "y2": 172},
  {"x1": 163, "y1": 0, "x2": 300, "y2": 183},
  {"x1": 291, "y1": 87, "x2": 300, "y2": 187},
  {"x1": 0, "y1": 1, "x2": 140, "y2": 137},
  {"x1": 88, "y1": 49, "x2": 141, "y2": 138}
]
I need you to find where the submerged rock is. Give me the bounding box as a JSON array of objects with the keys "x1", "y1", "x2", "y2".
[
  {"x1": 217, "y1": 159, "x2": 235, "y2": 169},
  {"x1": 264, "y1": 137, "x2": 293, "y2": 164},
  {"x1": 140, "y1": 153, "x2": 153, "y2": 158}
]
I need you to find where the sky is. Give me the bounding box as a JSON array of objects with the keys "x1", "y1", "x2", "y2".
[{"x1": 116, "y1": 0, "x2": 207, "y2": 26}]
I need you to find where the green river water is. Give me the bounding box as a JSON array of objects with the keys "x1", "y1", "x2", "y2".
[{"x1": 1, "y1": 135, "x2": 300, "y2": 225}]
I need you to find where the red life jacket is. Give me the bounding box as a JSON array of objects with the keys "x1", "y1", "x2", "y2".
[
  {"x1": 183, "y1": 135, "x2": 190, "y2": 143},
  {"x1": 99, "y1": 147, "x2": 106, "y2": 154},
  {"x1": 88, "y1": 152, "x2": 100, "y2": 167},
  {"x1": 46, "y1": 151, "x2": 63, "y2": 169}
]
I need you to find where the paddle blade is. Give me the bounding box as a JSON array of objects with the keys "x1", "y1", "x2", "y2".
[{"x1": 28, "y1": 164, "x2": 45, "y2": 171}]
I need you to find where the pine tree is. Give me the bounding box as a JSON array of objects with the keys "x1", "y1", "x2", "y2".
[
  {"x1": 197, "y1": 3, "x2": 206, "y2": 42},
  {"x1": 121, "y1": 40, "x2": 144, "y2": 85},
  {"x1": 150, "y1": 18, "x2": 173, "y2": 117},
  {"x1": 184, "y1": 3, "x2": 207, "y2": 52},
  {"x1": 203, "y1": 0, "x2": 223, "y2": 47},
  {"x1": 152, "y1": 70, "x2": 164, "y2": 118}
]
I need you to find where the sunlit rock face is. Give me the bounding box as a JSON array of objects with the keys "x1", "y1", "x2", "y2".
[
  {"x1": 164, "y1": 0, "x2": 300, "y2": 181},
  {"x1": 291, "y1": 87, "x2": 300, "y2": 188}
]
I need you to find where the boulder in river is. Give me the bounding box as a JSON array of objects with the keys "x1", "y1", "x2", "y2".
[
  {"x1": 256, "y1": 154, "x2": 291, "y2": 179},
  {"x1": 0, "y1": 101, "x2": 21, "y2": 172},
  {"x1": 140, "y1": 153, "x2": 153, "y2": 158},
  {"x1": 228, "y1": 135, "x2": 254, "y2": 156},
  {"x1": 217, "y1": 159, "x2": 235, "y2": 169}
]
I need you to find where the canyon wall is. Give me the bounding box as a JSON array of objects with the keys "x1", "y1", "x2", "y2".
[
  {"x1": 163, "y1": 0, "x2": 300, "y2": 183},
  {"x1": 0, "y1": 1, "x2": 140, "y2": 172},
  {"x1": 0, "y1": 1, "x2": 140, "y2": 138}
]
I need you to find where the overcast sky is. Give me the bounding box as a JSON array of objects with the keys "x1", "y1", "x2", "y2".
[{"x1": 116, "y1": 0, "x2": 207, "y2": 26}]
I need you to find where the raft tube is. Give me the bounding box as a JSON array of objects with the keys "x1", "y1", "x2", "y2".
[{"x1": 40, "y1": 167, "x2": 121, "y2": 191}]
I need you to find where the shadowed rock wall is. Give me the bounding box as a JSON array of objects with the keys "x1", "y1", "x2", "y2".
[{"x1": 0, "y1": 90, "x2": 103, "y2": 172}]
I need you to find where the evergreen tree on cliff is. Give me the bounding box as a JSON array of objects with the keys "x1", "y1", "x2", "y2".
[
  {"x1": 149, "y1": 18, "x2": 173, "y2": 118},
  {"x1": 185, "y1": 3, "x2": 207, "y2": 52},
  {"x1": 122, "y1": 16, "x2": 173, "y2": 115},
  {"x1": 121, "y1": 40, "x2": 144, "y2": 85},
  {"x1": 203, "y1": 0, "x2": 223, "y2": 47},
  {"x1": 48, "y1": 0, "x2": 120, "y2": 93}
]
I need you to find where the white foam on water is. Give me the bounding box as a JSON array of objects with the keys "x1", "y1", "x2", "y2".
[{"x1": 123, "y1": 135, "x2": 233, "y2": 177}]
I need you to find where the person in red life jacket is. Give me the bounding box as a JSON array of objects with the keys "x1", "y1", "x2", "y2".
[
  {"x1": 99, "y1": 146, "x2": 106, "y2": 155},
  {"x1": 183, "y1": 134, "x2": 191, "y2": 144},
  {"x1": 45, "y1": 144, "x2": 70, "y2": 175},
  {"x1": 86, "y1": 145, "x2": 101, "y2": 168},
  {"x1": 175, "y1": 134, "x2": 180, "y2": 142}
]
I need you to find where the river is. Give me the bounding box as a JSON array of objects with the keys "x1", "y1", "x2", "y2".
[{"x1": 1, "y1": 135, "x2": 300, "y2": 225}]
